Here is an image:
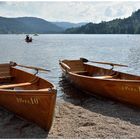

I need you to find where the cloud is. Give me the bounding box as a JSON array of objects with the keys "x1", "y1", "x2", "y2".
[
  {"x1": 0, "y1": 2, "x2": 6, "y2": 5},
  {"x1": 0, "y1": 1, "x2": 140, "y2": 23},
  {"x1": 105, "y1": 7, "x2": 113, "y2": 17}
]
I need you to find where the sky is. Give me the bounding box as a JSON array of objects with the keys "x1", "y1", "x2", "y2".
[{"x1": 0, "y1": 1, "x2": 140, "y2": 23}]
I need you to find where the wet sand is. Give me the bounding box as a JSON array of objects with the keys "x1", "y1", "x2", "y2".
[{"x1": 1, "y1": 85, "x2": 140, "y2": 138}]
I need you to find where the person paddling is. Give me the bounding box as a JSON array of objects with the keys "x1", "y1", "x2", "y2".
[
  {"x1": 25, "y1": 35, "x2": 32, "y2": 42},
  {"x1": 25, "y1": 35, "x2": 29, "y2": 41}
]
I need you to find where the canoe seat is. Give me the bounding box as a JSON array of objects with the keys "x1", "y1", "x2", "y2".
[
  {"x1": 93, "y1": 75, "x2": 113, "y2": 79},
  {"x1": 0, "y1": 76, "x2": 14, "y2": 83},
  {"x1": 0, "y1": 76, "x2": 13, "y2": 80},
  {"x1": 73, "y1": 71, "x2": 89, "y2": 75},
  {"x1": 93, "y1": 72, "x2": 119, "y2": 79},
  {"x1": 0, "y1": 82, "x2": 32, "y2": 89}
]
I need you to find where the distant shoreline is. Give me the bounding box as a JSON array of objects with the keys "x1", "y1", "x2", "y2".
[{"x1": 0, "y1": 9, "x2": 140, "y2": 34}]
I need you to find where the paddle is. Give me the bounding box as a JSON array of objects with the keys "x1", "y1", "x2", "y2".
[
  {"x1": 10, "y1": 61, "x2": 50, "y2": 72},
  {"x1": 80, "y1": 58, "x2": 128, "y2": 68}
]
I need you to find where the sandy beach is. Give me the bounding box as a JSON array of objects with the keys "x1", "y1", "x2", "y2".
[
  {"x1": 0, "y1": 83, "x2": 140, "y2": 138},
  {"x1": 48, "y1": 96, "x2": 140, "y2": 139}
]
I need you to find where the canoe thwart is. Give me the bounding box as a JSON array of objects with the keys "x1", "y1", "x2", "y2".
[
  {"x1": 92, "y1": 75, "x2": 113, "y2": 79},
  {"x1": 0, "y1": 76, "x2": 39, "y2": 89},
  {"x1": 72, "y1": 71, "x2": 89, "y2": 75},
  {"x1": 0, "y1": 76, "x2": 14, "y2": 80},
  {"x1": 0, "y1": 76, "x2": 14, "y2": 83},
  {"x1": 0, "y1": 82, "x2": 32, "y2": 89}
]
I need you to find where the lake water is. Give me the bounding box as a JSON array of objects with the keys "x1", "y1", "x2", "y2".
[{"x1": 0, "y1": 34, "x2": 140, "y2": 96}]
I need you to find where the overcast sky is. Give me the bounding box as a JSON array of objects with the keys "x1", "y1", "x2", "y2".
[{"x1": 0, "y1": 1, "x2": 140, "y2": 23}]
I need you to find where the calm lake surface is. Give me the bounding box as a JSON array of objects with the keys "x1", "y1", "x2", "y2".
[{"x1": 0, "y1": 34, "x2": 140, "y2": 96}]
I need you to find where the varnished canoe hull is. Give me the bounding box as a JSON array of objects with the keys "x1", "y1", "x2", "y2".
[
  {"x1": 0, "y1": 90, "x2": 56, "y2": 130},
  {"x1": 0, "y1": 64, "x2": 56, "y2": 130},
  {"x1": 60, "y1": 59, "x2": 140, "y2": 107},
  {"x1": 68, "y1": 73, "x2": 140, "y2": 106}
]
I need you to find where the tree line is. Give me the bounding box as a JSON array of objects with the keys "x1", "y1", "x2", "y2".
[{"x1": 65, "y1": 9, "x2": 140, "y2": 34}]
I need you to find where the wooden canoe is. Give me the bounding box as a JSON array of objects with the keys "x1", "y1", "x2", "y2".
[
  {"x1": 59, "y1": 58, "x2": 140, "y2": 107},
  {"x1": 0, "y1": 62, "x2": 56, "y2": 130}
]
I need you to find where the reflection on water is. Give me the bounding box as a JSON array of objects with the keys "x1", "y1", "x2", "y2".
[
  {"x1": 58, "y1": 74, "x2": 112, "y2": 104},
  {"x1": 59, "y1": 74, "x2": 91, "y2": 100},
  {"x1": 128, "y1": 47, "x2": 140, "y2": 75}
]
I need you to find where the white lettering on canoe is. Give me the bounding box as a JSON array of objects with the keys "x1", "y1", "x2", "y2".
[
  {"x1": 121, "y1": 86, "x2": 140, "y2": 93},
  {"x1": 16, "y1": 97, "x2": 39, "y2": 104}
]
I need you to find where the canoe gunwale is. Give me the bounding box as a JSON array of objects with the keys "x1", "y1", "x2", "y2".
[
  {"x1": 69, "y1": 71, "x2": 140, "y2": 83},
  {"x1": 0, "y1": 66, "x2": 56, "y2": 93},
  {"x1": 0, "y1": 87, "x2": 57, "y2": 93},
  {"x1": 59, "y1": 59, "x2": 140, "y2": 83}
]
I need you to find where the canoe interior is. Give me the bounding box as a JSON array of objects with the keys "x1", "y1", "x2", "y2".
[
  {"x1": 61, "y1": 60, "x2": 140, "y2": 80},
  {"x1": 0, "y1": 63, "x2": 54, "y2": 90}
]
